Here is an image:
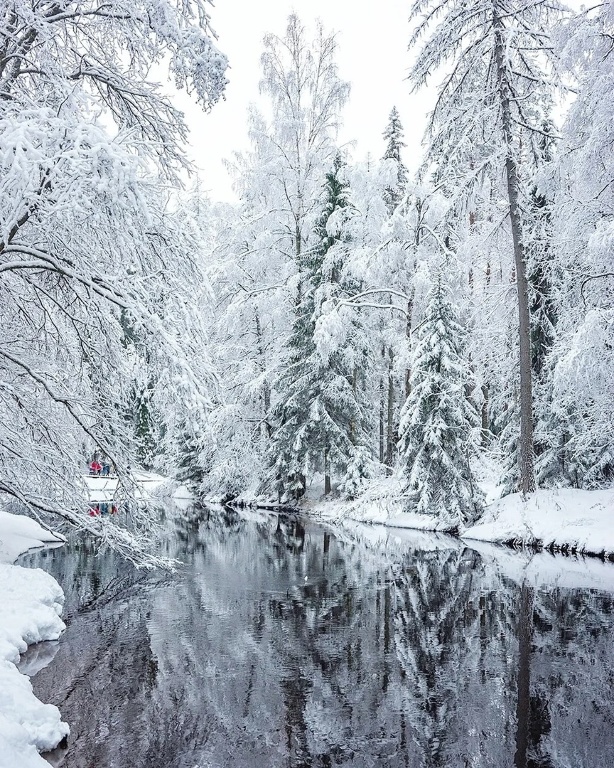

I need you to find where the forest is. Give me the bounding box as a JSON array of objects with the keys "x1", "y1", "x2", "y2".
[{"x1": 1, "y1": 0, "x2": 613, "y2": 558}]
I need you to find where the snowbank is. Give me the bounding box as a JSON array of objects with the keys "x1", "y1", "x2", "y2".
[
  {"x1": 463, "y1": 488, "x2": 614, "y2": 557},
  {"x1": 0, "y1": 511, "x2": 69, "y2": 767},
  {"x1": 319, "y1": 481, "x2": 614, "y2": 560},
  {"x1": 0, "y1": 511, "x2": 64, "y2": 564}
]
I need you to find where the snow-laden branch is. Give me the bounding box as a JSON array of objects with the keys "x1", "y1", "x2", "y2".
[
  {"x1": 1, "y1": 245, "x2": 130, "y2": 307},
  {"x1": 580, "y1": 272, "x2": 614, "y2": 306}
]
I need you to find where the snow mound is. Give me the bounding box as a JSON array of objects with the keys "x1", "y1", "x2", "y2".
[
  {"x1": 0, "y1": 563, "x2": 69, "y2": 767},
  {"x1": 463, "y1": 488, "x2": 614, "y2": 557},
  {"x1": 0, "y1": 511, "x2": 69, "y2": 766},
  {"x1": 0, "y1": 511, "x2": 64, "y2": 565}
]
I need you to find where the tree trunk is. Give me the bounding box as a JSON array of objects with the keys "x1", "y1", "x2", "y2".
[
  {"x1": 379, "y1": 391, "x2": 385, "y2": 464},
  {"x1": 481, "y1": 383, "x2": 490, "y2": 447},
  {"x1": 405, "y1": 211, "x2": 420, "y2": 398},
  {"x1": 350, "y1": 366, "x2": 357, "y2": 445},
  {"x1": 494, "y1": 9, "x2": 536, "y2": 493},
  {"x1": 385, "y1": 347, "x2": 395, "y2": 468},
  {"x1": 514, "y1": 581, "x2": 533, "y2": 768},
  {"x1": 324, "y1": 448, "x2": 331, "y2": 495},
  {"x1": 405, "y1": 292, "x2": 414, "y2": 398},
  {"x1": 379, "y1": 350, "x2": 385, "y2": 464},
  {"x1": 255, "y1": 310, "x2": 272, "y2": 439}
]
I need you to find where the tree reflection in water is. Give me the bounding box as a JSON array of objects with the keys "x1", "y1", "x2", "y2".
[{"x1": 19, "y1": 506, "x2": 614, "y2": 767}]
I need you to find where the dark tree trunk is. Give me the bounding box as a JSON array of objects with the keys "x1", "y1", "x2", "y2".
[
  {"x1": 324, "y1": 448, "x2": 331, "y2": 495},
  {"x1": 494, "y1": 9, "x2": 536, "y2": 493},
  {"x1": 254, "y1": 310, "x2": 272, "y2": 439},
  {"x1": 385, "y1": 347, "x2": 395, "y2": 468},
  {"x1": 481, "y1": 383, "x2": 490, "y2": 447},
  {"x1": 379, "y1": 369, "x2": 385, "y2": 464},
  {"x1": 514, "y1": 581, "x2": 534, "y2": 768}
]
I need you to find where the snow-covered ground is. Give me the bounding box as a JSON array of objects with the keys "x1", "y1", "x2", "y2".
[
  {"x1": 312, "y1": 475, "x2": 614, "y2": 560},
  {"x1": 0, "y1": 511, "x2": 68, "y2": 768},
  {"x1": 464, "y1": 488, "x2": 614, "y2": 557}
]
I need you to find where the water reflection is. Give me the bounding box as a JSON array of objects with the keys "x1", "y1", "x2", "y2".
[{"x1": 20, "y1": 507, "x2": 614, "y2": 767}]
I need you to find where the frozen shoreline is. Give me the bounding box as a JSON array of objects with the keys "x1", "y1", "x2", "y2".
[
  {"x1": 0, "y1": 511, "x2": 69, "y2": 768},
  {"x1": 462, "y1": 488, "x2": 614, "y2": 558},
  {"x1": 309, "y1": 483, "x2": 614, "y2": 560},
  {"x1": 223, "y1": 480, "x2": 614, "y2": 561}
]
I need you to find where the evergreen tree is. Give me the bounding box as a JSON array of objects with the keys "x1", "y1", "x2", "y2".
[
  {"x1": 382, "y1": 106, "x2": 408, "y2": 213},
  {"x1": 271, "y1": 156, "x2": 369, "y2": 501},
  {"x1": 398, "y1": 274, "x2": 482, "y2": 527}
]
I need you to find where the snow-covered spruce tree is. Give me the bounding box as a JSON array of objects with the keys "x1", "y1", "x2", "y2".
[
  {"x1": 272, "y1": 156, "x2": 370, "y2": 501},
  {"x1": 314, "y1": 156, "x2": 406, "y2": 474},
  {"x1": 0, "y1": 1, "x2": 227, "y2": 565},
  {"x1": 398, "y1": 274, "x2": 482, "y2": 527},
  {"x1": 382, "y1": 107, "x2": 409, "y2": 214},
  {"x1": 409, "y1": 0, "x2": 566, "y2": 493}
]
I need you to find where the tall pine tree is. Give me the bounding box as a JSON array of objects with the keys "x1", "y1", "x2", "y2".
[
  {"x1": 382, "y1": 106, "x2": 408, "y2": 213},
  {"x1": 271, "y1": 156, "x2": 369, "y2": 501},
  {"x1": 398, "y1": 274, "x2": 482, "y2": 527}
]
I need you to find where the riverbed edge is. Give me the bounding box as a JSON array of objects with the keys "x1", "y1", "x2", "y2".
[{"x1": 219, "y1": 486, "x2": 614, "y2": 562}]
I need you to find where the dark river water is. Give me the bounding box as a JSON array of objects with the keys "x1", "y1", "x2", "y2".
[{"x1": 18, "y1": 505, "x2": 614, "y2": 768}]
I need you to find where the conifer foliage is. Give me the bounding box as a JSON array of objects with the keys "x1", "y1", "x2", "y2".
[
  {"x1": 382, "y1": 106, "x2": 408, "y2": 213},
  {"x1": 272, "y1": 157, "x2": 369, "y2": 500},
  {"x1": 398, "y1": 274, "x2": 481, "y2": 526},
  {"x1": 188, "y1": 6, "x2": 614, "y2": 518}
]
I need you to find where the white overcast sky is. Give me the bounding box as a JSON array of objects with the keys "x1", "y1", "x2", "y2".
[
  {"x1": 173, "y1": 0, "x2": 432, "y2": 201},
  {"x1": 175, "y1": 0, "x2": 582, "y2": 202}
]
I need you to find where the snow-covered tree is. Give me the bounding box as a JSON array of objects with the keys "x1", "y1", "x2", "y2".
[
  {"x1": 545, "y1": 2, "x2": 614, "y2": 487},
  {"x1": 0, "y1": 1, "x2": 227, "y2": 564},
  {"x1": 398, "y1": 274, "x2": 482, "y2": 527},
  {"x1": 272, "y1": 156, "x2": 371, "y2": 500},
  {"x1": 203, "y1": 15, "x2": 351, "y2": 501},
  {"x1": 251, "y1": 14, "x2": 349, "y2": 271},
  {"x1": 382, "y1": 106, "x2": 408, "y2": 213}
]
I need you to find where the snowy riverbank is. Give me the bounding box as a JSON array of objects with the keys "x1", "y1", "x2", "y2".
[
  {"x1": 0, "y1": 511, "x2": 68, "y2": 768},
  {"x1": 312, "y1": 479, "x2": 614, "y2": 560},
  {"x1": 464, "y1": 488, "x2": 614, "y2": 557}
]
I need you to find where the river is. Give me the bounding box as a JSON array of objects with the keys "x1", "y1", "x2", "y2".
[{"x1": 18, "y1": 504, "x2": 614, "y2": 767}]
